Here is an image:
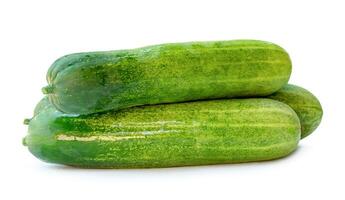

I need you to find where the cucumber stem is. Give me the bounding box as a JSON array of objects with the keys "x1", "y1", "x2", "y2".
[
  {"x1": 23, "y1": 118, "x2": 31, "y2": 125},
  {"x1": 22, "y1": 137, "x2": 28, "y2": 146},
  {"x1": 42, "y1": 85, "x2": 54, "y2": 94}
]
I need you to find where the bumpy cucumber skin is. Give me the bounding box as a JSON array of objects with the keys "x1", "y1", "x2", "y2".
[
  {"x1": 44, "y1": 40, "x2": 292, "y2": 114},
  {"x1": 24, "y1": 98, "x2": 300, "y2": 168},
  {"x1": 268, "y1": 84, "x2": 322, "y2": 139}
]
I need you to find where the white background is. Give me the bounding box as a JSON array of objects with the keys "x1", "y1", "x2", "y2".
[{"x1": 1, "y1": 0, "x2": 344, "y2": 199}]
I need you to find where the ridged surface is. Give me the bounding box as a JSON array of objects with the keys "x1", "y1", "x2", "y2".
[
  {"x1": 24, "y1": 98, "x2": 300, "y2": 168},
  {"x1": 268, "y1": 84, "x2": 323, "y2": 139},
  {"x1": 45, "y1": 40, "x2": 292, "y2": 114}
]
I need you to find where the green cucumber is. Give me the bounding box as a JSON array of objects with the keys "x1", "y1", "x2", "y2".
[
  {"x1": 268, "y1": 84, "x2": 322, "y2": 139},
  {"x1": 23, "y1": 97, "x2": 52, "y2": 125},
  {"x1": 43, "y1": 40, "x2": 292, "y2": 114},
  {"x1": 23, "y1": 98, "x2": 300, "y2": 168}
]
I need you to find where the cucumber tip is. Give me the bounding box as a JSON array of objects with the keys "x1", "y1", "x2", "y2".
[
  {"x1": 23, "y1": 118, "x2": 31, "y2": 125},
  {"x1": 22, "y1": 137, "x2": 28, "y2": 146},
  {"x1": 42, "y1": 85, "x2": 54, "y2": 94}
]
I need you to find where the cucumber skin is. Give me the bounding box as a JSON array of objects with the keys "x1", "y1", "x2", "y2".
[
  {"x1": 44, "y1": 40, "x2": 292, "y2": 115},
  {"x1": 24, "y1": 98, "x2": 300, "y2": 168},
  {"x1": 268, "y1": 84, "x2": 323, "y2": 139}
]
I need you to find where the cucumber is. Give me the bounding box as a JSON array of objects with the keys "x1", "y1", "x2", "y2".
[
  {"x1": 23, "y1": 97, "x2": 52, "y2": 125},
  {"x1": 268, "y1": 84, "x2": 322, "y2": 139},
  {"x1": 23, "y1": 98, "x2": 300, "y2": 168},
  {"x1": 43, "y1": 40, "x2": 292, "y2": 114}
]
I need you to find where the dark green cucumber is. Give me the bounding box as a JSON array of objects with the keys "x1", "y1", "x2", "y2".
[
  {"x1": 268, "y1": 84, "x2": 322, "y2": 139},
  {"x1": 43, "y1": 40, "x2": 292, "y2": 114},
  {"x1": 23, "y1": 98, "x2": 300, "y2": 168}
]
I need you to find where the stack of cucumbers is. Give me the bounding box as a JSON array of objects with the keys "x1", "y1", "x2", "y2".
[{"x1": 23, "y1": 40, "x2": 322, "y2": 168}]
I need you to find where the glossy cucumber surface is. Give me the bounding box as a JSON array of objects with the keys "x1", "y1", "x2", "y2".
[{"x1": 24, "y1": 98, "x2": 300, "y2": 168}]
